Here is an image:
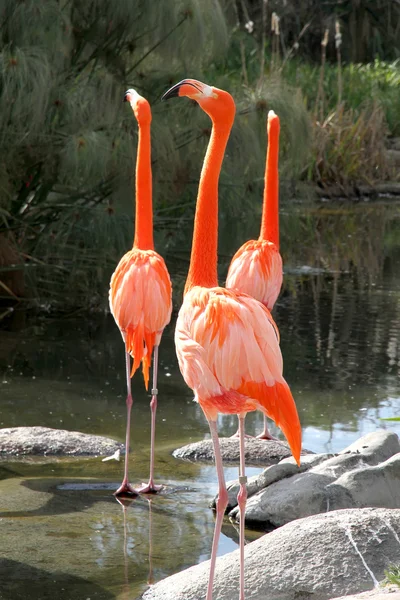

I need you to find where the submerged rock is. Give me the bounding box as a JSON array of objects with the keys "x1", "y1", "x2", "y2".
[
  {"x1": 0, "y1": 475, "x2": 214, "y2": 599},
  {"x1": 225, "y1": 430, "x2": 400, "y2": 528},
  {"x1": 141, "y1": 507, "x2": 400, "y2": 600},
  {"x1": 173, "y1": 436, "x2": 312, "y2": 467},
  {"x1": 0, "y1": 426, "x2": 123, "y2": 457}
]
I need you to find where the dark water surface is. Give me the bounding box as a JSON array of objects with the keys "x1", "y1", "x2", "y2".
[{"x1": 1, "y1": 203, "x2": 400, "y2": 599}]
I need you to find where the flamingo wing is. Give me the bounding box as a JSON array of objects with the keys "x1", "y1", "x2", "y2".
[
  {"x1": 175, "y1": 286, "x2": 301, "y2": 463},
  {"x1": 226, "y1": 239, "x2": 283, "y2": 310},
  {"x1": 110, "y1": 249, "x2": 172, "y2": 387}
]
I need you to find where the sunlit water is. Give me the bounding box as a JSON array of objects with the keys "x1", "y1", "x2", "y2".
[{"x1": 1, "y1": 203, "x2": 400, "y2": 599}]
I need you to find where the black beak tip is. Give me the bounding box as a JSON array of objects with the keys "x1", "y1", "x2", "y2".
[
  {"x1": 162, "y1": 79, "x2": 201, "y2": 102},
  {"x1": 161, "y1": 86, "x2": 180, "y2": 102}
]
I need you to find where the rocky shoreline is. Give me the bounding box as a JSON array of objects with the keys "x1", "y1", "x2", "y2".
[
  {"x1": 1, "y1": 426, "x2": 399, "y2": 600},
  {"x1": 144, "y1": 429, "x2": 400, "y2": 600},
  {"x1": 141, "y1": 507, "x2": 400, "y2": 600}
]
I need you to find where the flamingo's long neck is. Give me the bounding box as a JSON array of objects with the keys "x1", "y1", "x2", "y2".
[
  {"x1": 184, "y1": 117, "x2": 233, "y2": 294},
  {"x1": 259, "y1": 117, "x2": 279, "y2": 250},
  {"x1": 133, "y1": 120, "x2": 154, "y2": 250}
]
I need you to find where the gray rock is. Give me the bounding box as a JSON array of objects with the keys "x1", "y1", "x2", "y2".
[
  {"x1": 329, "y1": 586, "x2": 400, "y2": 600},
  {"x1": 338, "y1": 432, "x2": 400, "y2": 464},
  {"x1": 173, "y1": 436, "x2": 312, "y2": 467},
  {"x1": 0, "y1": 426, "x2": 123, "y2": 457},
  {"x1": 229, "y1": 470, "x2": 350, "y2": 527},
  {"x1": 141, "y1": 508, "x2": 400, "y2": 600},
  {"x1": 328, "y1": 453, "x2": 400, "y2": 509},
  {"x1": 215, "y1": 453, "x2": 333, "y2": 512},
  {"x1": 225, "y1": 431, "x2": 400, "y2": 527},
  {"x1": 279, "y1": 453, "x2": 334, "y2": 467},
  {"x1": 311, "y1": 453, "x2": 373, "y2": 479},
  {"x1": 312, "y1": 431, "x2": 400, "y2": 480},
  {"x1": 258, "y1": 452, "x2": 333, "y2": 483}
]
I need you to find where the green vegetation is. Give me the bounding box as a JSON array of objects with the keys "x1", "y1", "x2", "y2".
[
  {"x1": 284, "y1": 59, "x2": 400, "y2": 186},
  {"x1": 216, "y1": 8, "x2": 400, "y2": 187},
  {"x1": 0, "y1": 0, "x2": 230, "y2": 311},
  {"x1": 284, "y1": 59, "x2": 400, "y2": 134},
  {"x1": 1, "y1": 0, "x2": 400, "y2": 314},
  {"x1": 384, "y1": 564, "x2": 400, "y2": 587}
]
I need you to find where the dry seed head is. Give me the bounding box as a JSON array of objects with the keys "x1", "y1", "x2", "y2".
[
  {"x1": 271, "y1": 12, "x2": 280, "y2": 35},
  {"x1": 321, "y1": 29, "x2": 329, "y2": 47}
]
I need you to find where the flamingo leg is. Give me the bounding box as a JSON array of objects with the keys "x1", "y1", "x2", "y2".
[
  {"x1": 257, "y1": 415, "x2": 278, "y2": 440},
  {"x1": 207, "y1": 418, "x2": 228, "y2": 600},
  {"x1": 115, "y1": 350, "x2": 139, "y2": 497},
  {"x1": 136, "y1": 345, "x2": 162, "y2": 494},
  {"x1": 237, "y1": 414, "x2": 247, "y2": 600}
]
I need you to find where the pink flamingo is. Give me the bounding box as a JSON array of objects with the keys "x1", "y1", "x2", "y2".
[
  {"x1": 226, "y1": 110, "x2": 282, "y2": 440},
  {"x1": 109, "y1": 89, "x2": 172, "y2": 496},
  {"x1": 163, "y1": 79, "x2": 301, "y2": 600}
]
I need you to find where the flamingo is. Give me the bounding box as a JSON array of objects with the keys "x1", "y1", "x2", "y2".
[
  {"x1": 162, "y1": 79, "x2": 301, "y2": 600},
  {"x1": 109, "y1": 89, "x2": 172, "y2": 496},
  {"x1": 226, "y1": 110, "x2": 282, "y2": 440}
]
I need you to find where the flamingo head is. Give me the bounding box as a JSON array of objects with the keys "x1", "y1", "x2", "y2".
[
  {"x1": 124, "y1": 88, "x2": 151, "y2": 125},
  {"x1": 162, "y1": 78, "x2": 235, "y2": 125}
]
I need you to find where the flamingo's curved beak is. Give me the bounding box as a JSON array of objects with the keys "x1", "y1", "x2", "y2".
[{"x1": 162, "y1": 79, "x2": 216, "y2": 101}]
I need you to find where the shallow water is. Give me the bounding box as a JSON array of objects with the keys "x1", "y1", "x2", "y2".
[{"x1": 1, "y1": 203, "x2": 400, "y2": 599}]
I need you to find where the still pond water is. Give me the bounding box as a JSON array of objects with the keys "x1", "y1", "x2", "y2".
[{"x1": 1, "y1": 203, "x2": 400, "y2": 599}]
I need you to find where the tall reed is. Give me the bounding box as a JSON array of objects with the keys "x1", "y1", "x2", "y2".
[{"x1": 315, "y1": 29, "x2": 329, "y2": 122}]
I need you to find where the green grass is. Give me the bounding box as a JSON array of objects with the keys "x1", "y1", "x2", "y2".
[
  {"x1": 384, "y1": 564, "x2": 400, "y2": 587},
  {"x1": 208, "y1": 33, "x2": 400, "y2": 188},
  {"x1": 283, "y1": 58, "x2": 400, "y2": 136}
]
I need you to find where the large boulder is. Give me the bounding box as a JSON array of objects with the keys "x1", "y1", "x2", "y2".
[
  {"x1": 328, "y1": 454, "x2": 400, "y2": 510},
  {"x1": 0, "y1": 426, "x2": 123, "y2": 457},
  {"x1": 141, "y1": 507, "x2": 400, "y2": 600},
  {"x1": 334, "y1": 431, "x2": 400, "y2": 466},
  {"x1": 173, "y1": 436, "x2": 312, "y2": 467},
  {"x1": 329, "y1": 587, "x2": 400, "y2": 600},
  {"x1": 232, "y1": 469, "x2": 350, "y2": 528},
  {"x1": 215, "y1": 453, "x2": 333, "y2": 511},
  {"x1": 226, "y1": 431, "x2": 400, "y2": 527}
]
